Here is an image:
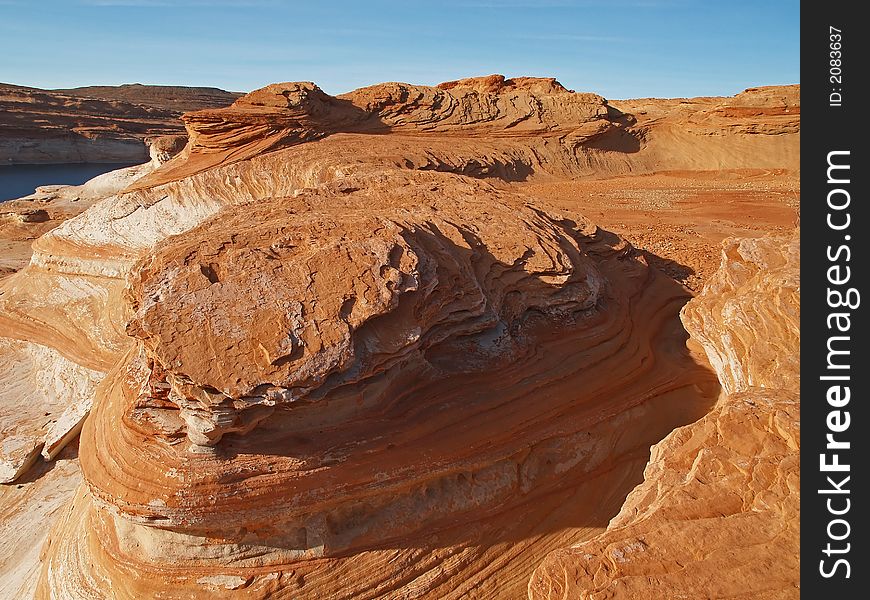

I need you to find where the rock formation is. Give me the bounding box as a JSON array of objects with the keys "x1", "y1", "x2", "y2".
[
  {"x1": 0, "y1": 443, "x2": 80, "y2": 600},
  {"x1": 529, "y1": 230, "x2": 800, "y2": 599},
  {"x1": 0, "y1": 133, "x2": 189, "y2": 286},
  {"x1": 0, "y1": 135, "x2": 187, "y2": 481},
  {"x1": 0, "y1": 83, "x2": 239, "y2": 164},
  {"x1": 35, "y1": 172, "x2": 723, "y2": 598},
  {"x1": 0, "y1": 76, "x2": 799, "y2": 598}
]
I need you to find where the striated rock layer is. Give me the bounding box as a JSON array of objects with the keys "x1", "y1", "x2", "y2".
[
  {"x1": 529, "y1": 230, "x2": 800, "y2": 599},
  {"x1": 0, "y1": 443, "x2": 81, "y2": 599},
  {"x1": 0, "y1": 75, "x2": 799, "y2": 598},
  {"x1": 0, "y1": 136, "x2": 191, "y2": 485},
  {"x1": 37, "y1": 173, "x2": 721, "y2": 598},
  {"x1": 0, "y1": 338, "x2": 101, "y2": 482}
]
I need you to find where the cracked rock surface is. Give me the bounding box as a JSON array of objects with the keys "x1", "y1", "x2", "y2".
[{"x1": 0, "y1": 76, "x2": 798, "y2": 599}]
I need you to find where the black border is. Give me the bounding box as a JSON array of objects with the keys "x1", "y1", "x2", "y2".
[{"x1": 801, "y1": 2, "x2": 868, "y2": 595}]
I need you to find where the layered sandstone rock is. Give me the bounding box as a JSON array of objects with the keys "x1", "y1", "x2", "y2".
[
  {"x1": 37, "y1": 171, "x2": 723, "y2": 598},
  {"x1": 129, "y1": 76, "x2": 621, "y2": 189},
  {"x1": 610, "y1": 84, "x2": 800, "y2": 172},
  {"x1": 133, "y1": 77, "x2": 799, "y2": 194},
  {"x1": 0, "y1": 443, "x2": 81, "y2": 599},
  {"x1": 0, "y1": 76, "x2": 799, "y2": 599},
  {"x1": 529, "y1": 230, "x2": 800, "y2": 599},
  {"x1": 682, "y1": 233, "x2": 800, "y2": 394},
  {"x1": 0, "y1": 339, "x2": 101, "y2": 482},
  {"x1": 0, "y1": 134, "x2": 190, "y2": 279},
  {"x1": 0, "y1": 135, "x2": 190, "y2": 483}
]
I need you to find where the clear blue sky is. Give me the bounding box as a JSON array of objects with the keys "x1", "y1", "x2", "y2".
[{"x1": 0, "y1": 0, "x2": 799, "y2": 99}]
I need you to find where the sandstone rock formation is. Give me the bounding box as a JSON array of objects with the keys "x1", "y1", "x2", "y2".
[
  {"x1": 0, "y1": 135, "x2": 189, "y2": 483},
  {"x1": 610, "y1": 84, "x2": 799, "y2": 172},
  {"x1": 35, "y1": 171, "x2": 724, "y2": 598},
  {"x1": 131, "y1": 77, "x2": 800, "y2": 194},
  {"x1": 0, "y1": 443, "x2": 80, "y2": 599},
  {"x1": 0, "y1": 338, "x2": 101, "y2": 482},
  {"x1": 529, "y1": 230, "x2": 800, "y2": 599},
  {"x1": 0, "y1": 76, "x2": 799, "y2": 599},
  {"x1": 0, "y1": 83, "x2": 239, "y2": 164}
]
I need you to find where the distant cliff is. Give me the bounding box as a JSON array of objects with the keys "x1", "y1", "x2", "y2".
[{"x1": 0, "y1": 83, "x2": 240, "y2": 164}]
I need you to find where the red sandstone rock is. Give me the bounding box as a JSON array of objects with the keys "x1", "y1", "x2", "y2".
[
  {"x1": 529, "y1": 230, "x2": 800, "y2": 599},
  {"x1": 0, "y1": 76, "x2": 799, "y2": 598}
]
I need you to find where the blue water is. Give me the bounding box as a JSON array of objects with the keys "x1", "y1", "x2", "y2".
[{"x1": 0, "y1": 163, "x2": 139, "y2": 201}]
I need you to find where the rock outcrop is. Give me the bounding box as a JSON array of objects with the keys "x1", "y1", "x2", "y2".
[
  {"x1": 0, "y1": 443, "x2": 80, "y2": 599},
  {"x1": 36, "y1": 171, "x2": 723, "y2": 598},
  {"x1": 529, "y1": 230, "x2": 800, "y2": 599},
  {"x1": 129, "y1": 75, "x2": 620, "y2": 188},
  {"x1": 0, "y1": 76, "x2": 799, "y2": 598},
  {"x1": 610, "y1": 84, "x2": 800, "y2": 172},
  {"x1": 132, "y1": 77, "x2": 798, "y2": 192},
  {"x1": 0, "y1": 338, "x2": 101, "y2": 482}
]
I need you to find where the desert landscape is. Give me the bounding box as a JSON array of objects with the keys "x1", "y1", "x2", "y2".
[{"x1": 0, "y1": 75, "x2": 799, "y2": 599}]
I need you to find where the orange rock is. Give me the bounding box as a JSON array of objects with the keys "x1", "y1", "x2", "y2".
[
  {"x1": 0, "y1": 76, "x2": 799, "y2": 598},
  {"x1": 40, "y1": 176, "x2": 722, "y2": 597},
  {"x1": 529, "y1": 230, "x2": 800, "y2": 599}
]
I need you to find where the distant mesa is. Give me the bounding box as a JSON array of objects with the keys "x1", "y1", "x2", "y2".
[{"x1": 0, "y1": 82, "x2": 240, "y2": 165}]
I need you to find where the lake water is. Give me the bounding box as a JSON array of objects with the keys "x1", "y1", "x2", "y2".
[{"x1": 0, "y1": 163, "x2": 139, "y2": 202}]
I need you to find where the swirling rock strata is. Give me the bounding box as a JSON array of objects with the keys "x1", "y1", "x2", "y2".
[
  {"x1": 0, "y1": 443, "x2": 81, "y2": 599},
  {"x1": 128, "y1": 78, "x2": 798, "y2": 200},
  {"x1": 529, "y1": 230, "x2": 800, "y2": 599},
  {"x1": 682, "y1": 233, "x2": 800, "y2": 394},
  {"x1": 131, "y1": 75, "x2": 620, "y2": 189},
  {"x1": 0, "y1": 135, "x2": 191, "y2": 485},
  {"x1": 37, "y1": 170, "x2": 721, "y2": 598},
  {"x1": 0, "y1": 339, "x2": 101, "y2": 482},
  {"x1": 0, "y1": 76, "x2": 799, "y2": 598}
]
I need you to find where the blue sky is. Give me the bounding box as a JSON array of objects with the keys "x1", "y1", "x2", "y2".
[{"x1": 0, "y1": 0, "x2": 799, "y2": 99}]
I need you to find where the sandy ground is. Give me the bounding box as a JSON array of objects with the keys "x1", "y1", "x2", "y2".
[{"x1": 516, "y1": 169, "x2": 799, "y2": 290}]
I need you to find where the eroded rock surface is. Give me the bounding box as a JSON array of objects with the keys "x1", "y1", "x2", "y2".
[
  {"x1": 0, "y1": 134, "x2": 193, "y2": 486},
  {"x1": 39, "y1": 172, "x2": 723, "y2": 598},
  {"x1": 0, "y1": 75, "x2": 799, "y2": 599},
  {"x1": 0, "y1": 339, "x2": 101, "y2": 482},
  {"x1": 529, "y1": 230, "x2": 800, "y2": 599}
]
